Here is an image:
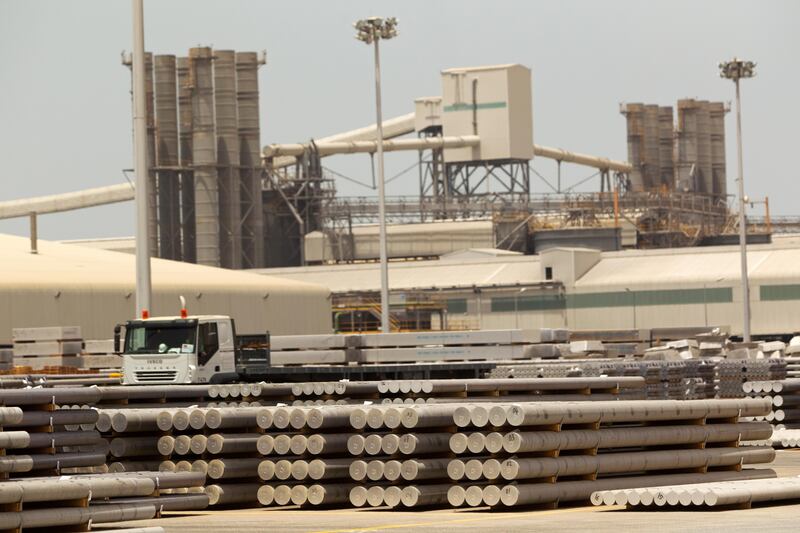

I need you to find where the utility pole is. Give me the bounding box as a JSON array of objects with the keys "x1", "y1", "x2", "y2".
[{"x1": 132, "y1": 0, "x2": 152, "y2": 318}]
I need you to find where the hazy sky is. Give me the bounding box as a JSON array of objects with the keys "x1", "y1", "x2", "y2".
[{"x1": 1, "y1": 0, "x2": 797, "y2": 240}]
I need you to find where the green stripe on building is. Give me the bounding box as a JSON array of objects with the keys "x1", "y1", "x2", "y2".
[
  {"x1": 490, "y1": 287, "x2": 732, "y2": 312},
  {"x1": 447, "y1": 298, "x2": 468, "y2": 314},
  {"x1": 443, "y1": 101, "x2": 507, "y2": 112},
  {"x1": 760, "y1": 284, "x2": 800, "y2": 301}
]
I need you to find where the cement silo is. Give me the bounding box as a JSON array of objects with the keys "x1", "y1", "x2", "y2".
[
  {"x1": 214, "y1": 50, "x2": 242, "y2": 269},
  {"x1": 657, "y1": 106, "x2": 674, "y2": 189},
  {"x1": 177, "y1": 57, "x2": 196, "y2": 263},
  {"x1": 620, "y1": 103, "x2": 644, "y2": 191},
  {"x1": 154, "y1": 54, "x2": 181, "y2": 261},
  {"x1": 709, "y1": 101, "x2": 728, "y2": 199},
  {"x1": 236, "y1": 52, "x2": 266, "y2": 268},
  {"x1": 189, "y1": 47, "x2": 221, "y2": 267}
]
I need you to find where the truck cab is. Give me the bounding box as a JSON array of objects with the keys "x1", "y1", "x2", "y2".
[{"x1": 120, "y1": 315, "x2": 239, "y2": 384}]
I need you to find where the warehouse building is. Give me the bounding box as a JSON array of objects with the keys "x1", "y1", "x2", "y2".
[
  {"x1": 254, "y1": 237, "x2": 800, "y2": 337},
  {"x1": 0, "y1": 234, "x2": 331, "y2": 342}
]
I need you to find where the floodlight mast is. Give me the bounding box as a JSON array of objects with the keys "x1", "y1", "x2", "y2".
[
  {"x1": 353, "y1": 17, "x2": 398, "y2": 333},
  {"x1": 719, "y1": 57, "x2": 756, "y2": 342}
]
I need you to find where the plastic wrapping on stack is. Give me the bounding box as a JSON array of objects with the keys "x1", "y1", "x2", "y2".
[
  {"x1": 0, "y1": 471, "x2": 207, "y2": 531},
  {"x1": 446, "y1": 398, "x2": 774, "y2": 509}
]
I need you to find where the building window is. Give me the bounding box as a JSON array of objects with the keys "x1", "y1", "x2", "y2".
[{"x1": 545, "y1": 267, "x2": 553, "y2": 280}]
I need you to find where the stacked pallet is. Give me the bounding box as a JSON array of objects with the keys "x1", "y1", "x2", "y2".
[
  {"x1": 9, "y1": 327, "x2": 121, "y2": 372},
  {"x1": 12, "y1": 327, "x2": 84, "y2": 371},
  {"x1": 444, "y1": 398, "x2": 774, "y2": 509}
]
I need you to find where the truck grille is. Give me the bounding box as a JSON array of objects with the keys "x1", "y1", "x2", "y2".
[{"x1": 134, "y1": 370, "x2": 178, "y2": 383}]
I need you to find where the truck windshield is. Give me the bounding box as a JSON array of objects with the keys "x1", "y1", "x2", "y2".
[{"x1": 125, "y1": 324, "x2": 197, "y2": 354}]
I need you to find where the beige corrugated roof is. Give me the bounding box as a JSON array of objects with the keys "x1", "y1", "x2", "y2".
[
  {"x1": 254, "y1": 254, "x2": 541, "y2": 292},
  {"x1": 0, "y1": 233, "x2": 327, "y2": 295}
]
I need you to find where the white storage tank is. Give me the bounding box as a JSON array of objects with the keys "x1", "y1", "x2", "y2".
[{"x1": 441, "y1": 64, "x2": 533, "y2": 163}]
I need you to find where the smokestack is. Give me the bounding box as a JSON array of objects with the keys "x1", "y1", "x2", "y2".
[
  {"x1": 214, "y1": 50, "x2": 242, "y2": 269},
  {"x1": 189, "y1": 47, "x2": 221, "y2": 267},
  {"x1": 236, "y1": 51, "x2": 266, "y2": 268}
]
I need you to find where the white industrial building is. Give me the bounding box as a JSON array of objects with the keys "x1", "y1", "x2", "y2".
[
  {"x1": 0, "y1": 234, "x2": 331, "y2": 343},
  {"x1": 254, "y1": 237, "x2": 800, "y2": 337}
]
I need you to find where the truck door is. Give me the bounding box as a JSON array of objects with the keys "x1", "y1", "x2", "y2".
[{"x1": 198, "y1": 322, "x2": 219, "y2": 366}]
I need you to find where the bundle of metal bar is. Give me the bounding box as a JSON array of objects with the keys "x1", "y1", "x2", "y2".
[
  {"x1": 591, "y1": 475, "x2": 800, "y2": 508},
  {"x1": 441, "y1": 398, "x2": 773, "y2": 509},
  {"x1": 742, "y1": 380, "x2": 800, "y2": 442},
  {"x1": 0, "y1": 471, "x2": 207, "y2": 530}
]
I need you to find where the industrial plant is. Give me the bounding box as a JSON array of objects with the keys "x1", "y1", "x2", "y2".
[{"x1": 0, "y1": 2, "x2": 799, "y2": 533}]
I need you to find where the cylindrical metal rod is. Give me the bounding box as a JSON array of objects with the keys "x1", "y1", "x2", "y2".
[
  {"x1": 499, "y1": 469, "x2": 775, "y2": 507},
  {"x1": 205, "y1": 483, "x2": 261, "y2": 506},
  {"x1": 207, "y1": 458, "x2": 262, "y2": 480},
  {"x1": 131, "y1": 0, "x2": 151, "y2": 316},
  {"x1": 401, "y1": 484, "x2": 451, "y2": 508}
]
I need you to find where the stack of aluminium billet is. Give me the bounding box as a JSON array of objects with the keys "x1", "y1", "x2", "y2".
[
  {"x1": 589, "y1": 475, "x2": 800, "y2": 509},
  {"x1": 0, "y1": 387, "x2": 108, "y2": 478},
  {"x1": 489, "y1": 360, "x2": 717, "y2": 400},
  {"x1": 79, "y1": 338, "x2": 123, "y2": 371},
  {"x1": 0, "y1": 470, "x2": 207, "y2": 530},
  {"x1": 715, "y1": 359, "x2": 785, "y2": 398},
  {"x1": 281, "y1": 377, "x2": 646, "y2": 406},
  {"x1": 208, "y1": 382, "x2": 304, "y2": 407},
  {"x1": 784, "y1": 357, "x2": 800, "y2": 379},
  {"x1": 257, "y1": 405, "x2": 358, "y2": 507},
  {"x1": 741, "y1": 379, "x2": 800, "y2": 436},
  {"x1": 446, "y1": 398, "x2": 774, "y2": 509},
  {"x1": 0, "y1": 346, "x2": 12, "y2": 372},
  {"x1": 346, "y1": 404, "x2": 456, "y2": 509},
  {"x1": 743, "y1": 428, "x2": 800, "y2": 449},
  {"x1": 96, "y1": 405, "x2": 265, "y2": 507},
  {"x1": 270, "y1": 330, "x2": 549, "y2": 366}
]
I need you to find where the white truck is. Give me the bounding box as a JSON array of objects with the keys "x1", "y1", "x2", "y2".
[{"x1": 117, "y1": 315, "x2": 269, "y2": 385}]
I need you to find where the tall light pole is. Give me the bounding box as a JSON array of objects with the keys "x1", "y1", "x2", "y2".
[
  {"x1": 719, "y1": 58, "x2": 756, "y2": 342},
  {"x1": 132, "y1": 0, "x2": 152, "y2": 318},
  {"x1": 354, "y1": 17, "x2": 398, "y2": 333}
]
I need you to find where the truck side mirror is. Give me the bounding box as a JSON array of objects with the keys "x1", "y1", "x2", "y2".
[{"x1": 113, "y1": 325, "x2": 122, "y2": 354}]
